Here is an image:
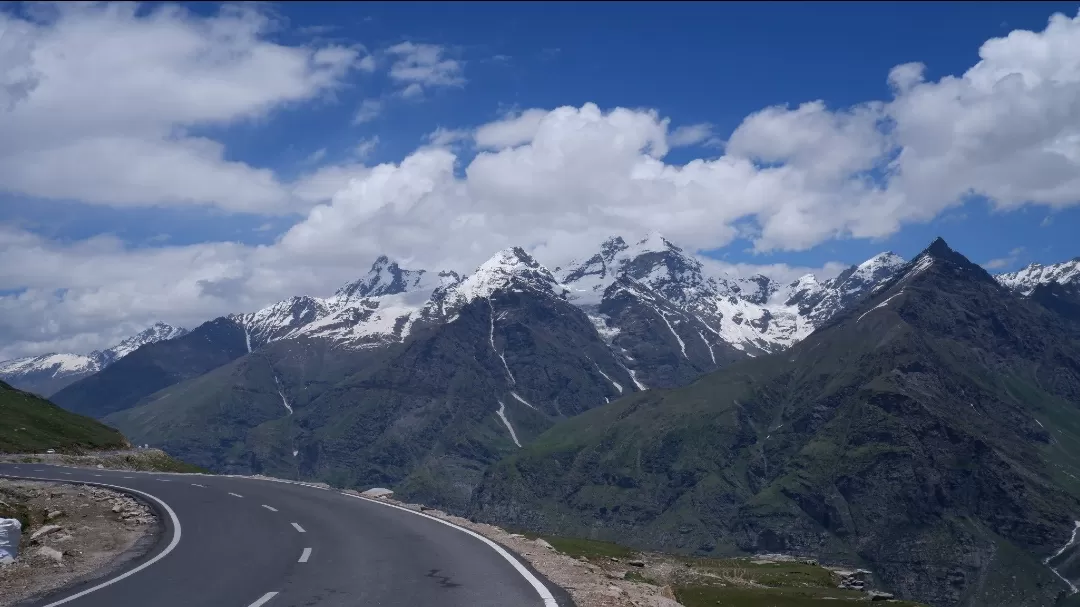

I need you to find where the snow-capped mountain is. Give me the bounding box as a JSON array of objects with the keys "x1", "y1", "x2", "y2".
[
  {"x1": 0, "y1": 322, "x2": 188, "y2": 396},
  {"x1": 231, "y1": 247, "x2": 572, "y2": 355},
  {"x1": 555, "y1": 234, "x2": 907, "y2": 387},
  {"x1": 996, "y1": 258, "x2": 1080, "y2": 295},
  {"x1": 220, "y1": 232, "x2": 909, "y2": 393},
  {"x1": 96, "y1": 322, "x2": 189, "y2": 365},
  {"x1": 785, "y1": 251, "x2": 908, "y2": 327}
]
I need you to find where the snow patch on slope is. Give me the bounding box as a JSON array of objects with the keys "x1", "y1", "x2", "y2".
[
  {"x1": 273, "y1": 374, "x2": 293, "y2": 415},
  {"x1": 858, "y1": 290, "x2": 905, "y2": 323},
  {"x1": 496, "y1": 400, "x2": 522, "y2": 448},
  {"x1": 0, "y1": 353, "x2": 97, "y2": 377},
  {"x1": 510, "y1": 391, "x2": 537, "y2": 410}
]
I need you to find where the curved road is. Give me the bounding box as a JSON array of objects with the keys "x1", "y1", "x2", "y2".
[{"x1": 0, "y1": 464, "x2": 568, "y2": 607}]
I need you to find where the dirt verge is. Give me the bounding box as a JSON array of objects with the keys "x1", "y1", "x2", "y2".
[{"x1": 0, "y1": 480, "x2": 159, "y2": 607}]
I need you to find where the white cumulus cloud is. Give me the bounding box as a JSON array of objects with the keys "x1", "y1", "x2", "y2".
[
  {"x1": 4, "y1": 9, "x2": 1080, "y2": 358},
  {"x1": 0, "y1": 2, "x2": 362, "y2": 213}
]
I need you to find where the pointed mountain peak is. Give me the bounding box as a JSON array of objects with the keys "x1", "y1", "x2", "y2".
[
  {"x1": 452, "y1": 246, "x2": 562, "y2": 301},
  {"x1": 629, "y1": 231, "x2": 681, "y2": 255},
  {"x1": 336, "y1": 256, "x2": 428, "y2": 301},
  {"x1": 871, "y1": 238, "x2": 997, "y2": 298},
  {"x1": 474, "y1": 246, "x2": 545, "y2": 276},
  {"x1": 925, "y1": 237, "x2": 954, "y2": 258},
  {"x1": 861, "y1": 251, "x2": 906, "y2": 268},
  {"x1": 93, "y1": 321, "x2": 188, "y2": 363},
  {"x1": 915, "y1": 237, "x2": 987, "y2": 275}
]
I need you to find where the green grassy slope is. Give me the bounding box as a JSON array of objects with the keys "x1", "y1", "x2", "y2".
[
  {"x1": 473, "y1": 240, "x2": 1080, "y2": 607},
  {"x1": 0, "y1": 379, "x2": 128, "y2": 453}
]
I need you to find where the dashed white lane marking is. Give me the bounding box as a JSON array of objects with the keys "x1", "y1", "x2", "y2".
[
  {"x1": 61, "y1": 472, "x2": 71, "y2": 475},
  {"x1": 191, "y1": 483, "x2": 205, "y2": 487},
  {"x1": 93, "y1": 474, "x2": 102, "y2": 477},
  {"x1": 228, "y1": 492, "x2": 243, "y2": 498},
  {"x1": 156, "y1": 479, "x2": 171, "y2": 482},
  {"x1": 122, "y1": 476, "x2": 134, "y2": 479},
  {"x1": 0, "y1": 476, "x2": 184, "y2": 607},
  {"x1": 261, "y1": 505, "x2": 278, "y2": 512},
  {"x1": 247, "y1": 592, "x2": 278, "y2": 607},
  {"x1": 291, "y1": 522, "x2": 306, "y2": 533},
  {"x1": 298, "y1": 547, "x2": 311, "y2": 563}
]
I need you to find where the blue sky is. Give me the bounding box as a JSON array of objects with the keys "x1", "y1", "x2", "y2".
[
  {"x1": 1, "y1": 1, "x2": 1079, "y2": 356},
  {"x1": 10, "y1": 1, "x2": 1079, "y2": 265}
]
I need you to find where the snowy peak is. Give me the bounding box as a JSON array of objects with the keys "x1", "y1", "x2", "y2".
[
  {"x1": 239, "y1": 295, "x2": 331, "y2": 348},
  {"x1": 452, "y1": 247, "x2": 564, "y2": 302},
  {"x1": 0, "y1": 353, "x2": 98, "y2": 378},
  {"x1": 843, "y1": 252, "x2": 906, "y2": 287},
  {"x1": 997, "y1": 257, "x2": 1080, "y2": 295},
  {"x1": 94, "y1": 321, "x2": 188, "y2": 365},
  {"x1": 0, "y1": 321, "x2": 189, "y2": 395},
  {"x1": 623, "y1": 231, "x2": 682, "y2": 257},
  {"x1": 336, "y1": 256, "x2": 429, "y2": 303},
  {"x1": 559, "y1": 233, "x2": 705, "y2": 306}
]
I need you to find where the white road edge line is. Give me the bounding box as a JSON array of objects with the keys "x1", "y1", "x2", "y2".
[
  {"x1": 298, "y1": 547, "x2": 311, "y2": 563},
  {"x1": 291, "y1": 522, "x2": 305, "y2": 533},
  {"x1": 261, "y1": 505, "x2": 278, "y2": 512},
  {"x1": 247, "y1": 591, "x2": 279, "y2": 607},
  {"x1": 343, "y1": 494, "x2": 559, "y2": 607},
  {"x1": 0, "y1": 474, "x2": 182, "y2": 607},
  {"x1": 229, "y1": 492, "x2": 243, "y2": 498}
]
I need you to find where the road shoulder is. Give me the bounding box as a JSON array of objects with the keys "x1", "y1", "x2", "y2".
[{"x1": 0, "y1": 479, "x2": 160, "y2": 607}]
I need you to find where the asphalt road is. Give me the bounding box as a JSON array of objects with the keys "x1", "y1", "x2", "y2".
[{"x1": 0, "y1": 463, "x2": 567, "y2": 607}]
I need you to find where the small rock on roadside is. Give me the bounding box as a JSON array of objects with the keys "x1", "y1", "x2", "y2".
[
  {"x1": 36, "y1": 546, "x2": 63, "y2": 564},
  {"x1": 868, "y1": 590, "x2": 895, "y2": 601},
  {"x1": 47, "y1": 510, "x2": 63, "y2": 520},
  {"x1": 533, "y1": 538, "x2": 555, "y2": 550},
  {"x1": 30, "y1": 525, "x2": 63, "y2": 541},
  {"x1": 628, "y1": 559, "x2": 646, "y2": 567},
  {"x1": 360, "y1": 487, "x2": 394, "y2": 498}
]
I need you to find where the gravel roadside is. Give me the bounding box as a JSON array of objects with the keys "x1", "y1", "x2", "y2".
[{"x1": 0, "y1": 480, "x2": 159, "y2": 607}]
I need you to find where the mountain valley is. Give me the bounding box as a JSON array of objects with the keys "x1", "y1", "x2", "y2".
[{"x1": 4, "y1": 235, "x2": 1080, "y2": 606}]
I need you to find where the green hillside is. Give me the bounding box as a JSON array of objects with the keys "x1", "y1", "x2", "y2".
[
  {"x1": 0, "y1": 379, "x2": 128, "y2": 453},
  {"x1": 473, "y1": 240, "x2": 1080, "y2": 607}
]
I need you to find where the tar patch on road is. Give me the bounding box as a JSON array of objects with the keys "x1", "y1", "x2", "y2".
[{"x1": 425, "y1": 569, "x2": 462, "y2": 589}]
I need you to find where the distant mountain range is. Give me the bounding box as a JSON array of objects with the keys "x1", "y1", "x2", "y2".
[
  {"x1": 5, "y1": 238, "x2": 1076, "y2": 402},
  {"x1": 0, "y1": 322, "x2": 188, "y2": 396},
  {"x1": 4, "y1": 235, "x2": 1080, "y2": 605}
]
